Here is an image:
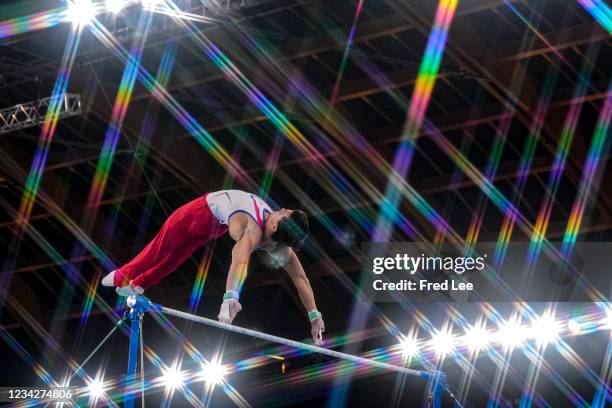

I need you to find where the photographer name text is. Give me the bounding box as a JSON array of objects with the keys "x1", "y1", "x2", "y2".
[{"x1": 372, "y1": 279, "x2": 473, "y2": 292}]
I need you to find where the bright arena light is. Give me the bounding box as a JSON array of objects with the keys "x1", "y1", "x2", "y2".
[
  {"x1": 86, "y1": 378, "x2": 105, "y2": 398},
  {"x1": 199, "y1": 362, "x2": 227, "y2": 385},
  {"x1": 399, "y1": 336, "x2": 418, "y2": 357},
  {"x1": 497, "y1": 316, "x2": 526, "y2": 350},
  {"x1": 67, "y1": 0, "x2": 96, "y2": 27},
  {"x1": 161, "y1": 366, "x2": 185, "y2": 390},
  {"x1": 530, "y1": 314, "x2": 561, "y2": 346},
  {"x1": 142, "y1": 0, "x2": 160, "y2": 10},
  {"x1": 106, "y1": 0, "x2": 125, "y2": 14},
  {"x1": 464, "y1": 323, "x2": 490, "y2": 352},
  {"x1": 606, "y1": 308, "x2": 612, "y2": 330},
  {"x1": 430, "y1": 329, "x2": 455, "y2": 357},
  {"x1": 568, "y1": 318, "x2": 582, "y2": 334}
]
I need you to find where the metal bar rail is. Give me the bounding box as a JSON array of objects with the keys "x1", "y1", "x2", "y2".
[{"x1": 122, "y1": 295, "x2": 448, "y2": 408}]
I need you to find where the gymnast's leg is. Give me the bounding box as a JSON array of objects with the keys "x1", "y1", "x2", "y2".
[
  {"x1": 127, "y1": 237, "x2": 208, "y2": 290},
  {"x1": 101, "y1": 195, "x2": 226, "y2": 293}
]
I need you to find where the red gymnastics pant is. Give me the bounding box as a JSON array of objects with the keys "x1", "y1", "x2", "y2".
[{"x1": 113, "y1": 194, "x2": 228, "y2": 290}]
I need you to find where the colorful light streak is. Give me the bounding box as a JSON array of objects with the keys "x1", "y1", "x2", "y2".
[
  {"x1": 85, "y1": 9, "x2": 154, "y2": 227},
  {"x1": 499, "y1": 24, "x2": 610, "y2": 340},
  {"x1": 85, "y1": 11, "x2": 612, "y2": 408},
  {"x1": 500, "y1": 4, "x2": 604, "y2": 292},
  {"x1": 0, "y1": 325, "x2": 54, "y2": 385},
  {"x1": 17, "y1": 24, "x2": 83, "y2": 232},
  {"x1": 519, "y1": 308, "x2": 561, "y2": 408},
  {"x1": 223, "y1": 12, "x2": 462, "y2": 249},
  {"x1": 148, "y1": 310, "x2": 250, "y2": 407},
  {"x1": 87, "y1": 17, "x2": 252, "y2": 186},
  {"x1": 73, "y1": 35, "x2": 176, "y2": 327},
  {"x1": 328, "y1": 0, "x2": 364, "y2": 107},
  {"x1": 577, "y1": 0, "x2": 612, "y2": 33},
  {"x1": 562, "y1": 84, "x2": 611, "y2": 247},
  {"x1": 131, "y1": 39, "x2": 178, "y2": 235},
  {"x1": 374, "y1": 0, "x2": 458, "y2": 242},
  {"x1": 228, "y1": 1, "x2": 467, "y2": 253},
  {"x1": 1, "y1": 1, "x2": 608, "y2": 406},
  {"x1": 490, "y1": 62, "x2": 559, "y2": 265},
  {"x1": 242, "y1": 2, "x2": 591, "y2": 311},
  {"x1": 158, "y1": 1, "x2": 419, "y2": 244},
  {"x1": 2, "y1": 4, "x2": 448, "y2": 406},
  {"x1": 229, "y1": 304, "x2": 611, "y2": 406},
  {"x1": 421, "y1": 119, "x2": 608, "y2": 303},
  {"x1": 189, "y1": 243, "x2": 215, "y2": 312},
  {"x1": 0, "y1": 7, "x2": 66, "y2": 40},
  {"x1": 0, "y1": 231, "x2": 126, "y2": 407}
]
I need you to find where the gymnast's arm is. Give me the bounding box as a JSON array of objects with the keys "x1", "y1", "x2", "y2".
[
  {"x1": 218, "y1": 218, "x2": 260, "y2": 324},
  {"x1": 226, "y1": 218, "x2": 260, "y2": 293},
  {"x1": 284, "y1": 249, "x2": 324, "y2": 343},
  {"x1": 284, "y1": 249, "x2": 318, "y2": 313}
]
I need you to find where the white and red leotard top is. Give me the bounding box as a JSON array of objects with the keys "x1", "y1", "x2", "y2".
[{"x1": 206, "y1": 190, "x2": 273, "y2": 230}]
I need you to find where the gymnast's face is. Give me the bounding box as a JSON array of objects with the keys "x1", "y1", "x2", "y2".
[{"x1": 265, "y1": 208, "x2": 293, "y2": 237}]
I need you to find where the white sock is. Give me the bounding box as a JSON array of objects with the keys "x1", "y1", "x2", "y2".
[
  {"x1": 116, "y1": 284, "x2": 144, "y2": 297},
  {"x1": 101, "y1": 271, "x2": 115, "y2": 287}
]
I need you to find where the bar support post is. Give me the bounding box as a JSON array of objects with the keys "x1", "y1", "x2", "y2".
[{"x1": 124, "y1": 295, "x2": 153, "y2": 408}]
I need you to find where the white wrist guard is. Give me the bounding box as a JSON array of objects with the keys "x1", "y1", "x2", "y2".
[{"x1": 223, "y1": 290, "x2": 239, "y2": 301}]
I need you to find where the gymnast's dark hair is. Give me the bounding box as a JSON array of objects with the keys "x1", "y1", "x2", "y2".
[{"x1": 272, "y1": 210, "x2": 309, "y2": 250}]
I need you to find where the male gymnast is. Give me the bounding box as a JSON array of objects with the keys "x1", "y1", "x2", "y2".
[{"x1": 101, "y1": 189, "x2": 325, "y2": 344}]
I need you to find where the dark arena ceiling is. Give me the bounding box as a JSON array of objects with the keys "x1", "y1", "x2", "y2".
[{"x1": 0, "y1": 0, "x2": 611, "y2": 407}]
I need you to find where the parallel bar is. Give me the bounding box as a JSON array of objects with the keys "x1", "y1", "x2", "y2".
[{"x1": 159, "y1": 305, "x2": 428, "y2": 379}]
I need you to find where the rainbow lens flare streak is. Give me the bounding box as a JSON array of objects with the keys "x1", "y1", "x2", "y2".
[
  {"x1": 328, "y1": 0, "x2": 364, "y2": 106},
  {"x1": 149, "y1": 311, "x2": 249, "y2": 407},
  {"x1": 0, "y1": 149, "x2": 117, "y2": 274},
  {"x1": 17, "y1": 26, "x2": 82, "y2": 230},
  {"x1": 2, "y1": 3, "x2": 608, "y2": 404},
  {"x1": 232, "y1": 10, "x2": 445, "y2": 244},
  {"x1": 87, "y1": 17, "x2": 268, "y2": 306},
  {"x1": 423, "y1": 117, "x2": 607, "y2": 302},
  {"x1": 56, "y1": 12, "x2": 156, "y2": 327},
  {"x1": 373, "y1": 0, "x2": 458, "y2": 242},
  {"x1": 96, "y1": 11, "x2": 362, "y2": 305},
  {"x1": 230, "y1": 2, "x2": 449, "y2": 242},
  {"x1": 525, "y1": 58, "x2": 593, "y2": 279},
  {"x1": 0, "y1": 7, "x2": 66, "y2": 40},
  {"x1": 200, "y1": 21, "x2": 556, "y2": 402},
  {"x1": 189, "y1": 245, "x2": 214, "y2": 312},
  {"x1": 85, "y1": 11, "x2": 154, "y2": 225},
  {"x1": 0, "y1": 151, "x2": 125, "y2": 375},
  {"x1": 316, "y1": 14, "x2": 556, "y2": 250},
  {"x1": 0, "y1": 204, "x2": 124, "y2": 392},
  {"x1": 577, "y1": 0, "x2": 612, "y2": 33},
  {"x1": 258, "y1": 72, "x2": 305, "y2": 198},
  {"x1": 160, "y1": 17, "x2": 600, "y2": 406},
  {"x1": 0, "y1": 326, "x2": 54, "y2": 385},
  {"x1": 86, "y1": 18, "x2": 253, "y2": 187},
  {"x1": 163, "y1": 2, "x2": 414, "y2": 242},
  {"x1": 562, "y1": 84, "x2": 612, "y2": 248},
  {"x1": 132, "y1": 40, "x2": 179, "y2": 233},
  {"x1": 493, "y1": 68, "x2": 558, "y2": 271},
  {"x1": 591, "y1": 334, "x2": 612, "y2": 407}
]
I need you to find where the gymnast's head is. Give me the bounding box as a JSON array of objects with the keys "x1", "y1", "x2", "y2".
[{"x1": 266, "y1": 208, "x2": 309, "y2": 250}]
